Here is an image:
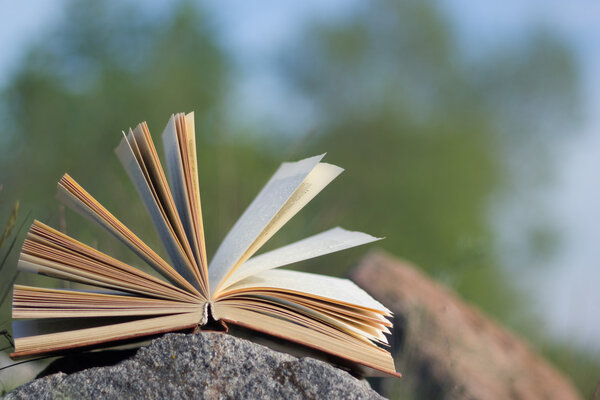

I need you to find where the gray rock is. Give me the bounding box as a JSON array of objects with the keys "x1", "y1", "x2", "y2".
[{"x1": 3, "y1": 332, "x2": 384, "y2": 400}]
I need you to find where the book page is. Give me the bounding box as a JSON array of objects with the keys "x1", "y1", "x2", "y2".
[
  {"x1": 12, "y1": 285, "x2": 203, "y2": 318},
  {"x1": 222, "y1": 227, "x2": 380, "y2": 289},
  {"x1": 12, "y1": 311, "x2": 205, "y2": 358},
  {"x1": 208, "y1": 155, "x2": 324, "y2": 293},
  {"x1": 218, "y1": 293, "x2": 387, "y2": 344},
  {"x1": 213, "y1": 303, "x2": 398, "y2": 377},
  {"x1": 19, "y1": 221, "x2": 199, "y2": 302},
  {"x1": 18, "y1": 253, "x2": 185, "y2": 302},
  {"x1": 161, "y1": 115, "x2": 191, "y2": 243},
  {"x1": 218, "y1": 269, "x2": 391, "y2": 314},
  {"x1": 115, "y1": 127, "x2": 202, "y2": 292},
  {"x1": 184, "y1": 112, "x2": 207, "y2": 266},
  {"x1": 161, "y1": 113, "x2": 208, "y2": 284},
  {"x1": 209, "y1": 155, "x2": 344, "y2": 296},
  {"x1": 56, "y1": 175, "x2": 201, "y2": 297},
  {"x1": 183, "y1": 112, "x2": 209, "y2": 283},
  {"x1": 224, "y1": 163, "x2": 343, "y2": 284}
]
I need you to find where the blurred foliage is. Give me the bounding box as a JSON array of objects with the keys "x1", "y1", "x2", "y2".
[
  {"x1": 542, "y1": 341, "x2": 600, "y2": 399},
  {"x1": 277, "y1": 0, "x2": 579, "y2": 320},
  {"x1": 272, "y1": 1, "x2": 593, "y2": 395},
  {"x1": 0, "y1": 0, "x2": 596, "y2": 396}
]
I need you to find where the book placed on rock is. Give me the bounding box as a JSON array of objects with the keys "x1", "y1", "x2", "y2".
[{"x1": 10, "y1": 112, "x2": 400, "y2": 377}]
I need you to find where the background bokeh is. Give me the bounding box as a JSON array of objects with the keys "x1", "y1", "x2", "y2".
[{"x1": 1, "y1": 0, "x2": 599, "y2": 397}]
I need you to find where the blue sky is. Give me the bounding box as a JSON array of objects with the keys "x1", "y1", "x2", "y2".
[{"x1": 1, "y1": 0, "x2": 599, "y2": 352}]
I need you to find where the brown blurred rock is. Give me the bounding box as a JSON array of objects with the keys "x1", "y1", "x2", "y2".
[{"x1": 351, "y1": 250, "x2": 582, "y2": 400}]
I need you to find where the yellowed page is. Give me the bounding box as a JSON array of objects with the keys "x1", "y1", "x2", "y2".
[
  {"x1": 184, "y1": 112, "x2": 209, "y2": 285},
  {"x1": 212, "y1": 303, "x2": 397, "y2": 376},
  {"x1": 215, "y1": 294, "x2": 386, "y2": 344},
  {"x1": 23, "y1": 220, "x2": 199, "y2": 302},
  {"x1": 18, "y1": 253, "x2": 178, "y2": 301},
  {"x1": 115, "y1": 127, "x2": 203, "y2": 293},
  {"x1": 13, "y1": 285, "x2": 203, "y2": 318},
  {"x1": 56, "y1": 175, "x2": 200, "y2": 297},
  {"x1": 217, "y1": 269, "x2": 390, "y2": 315},
  {"x1": 12, "y1": 311, "x2": 205, "y2": 357},
  {"x1": 161, "y1": 113, "x2": 208, "y2": 286}
]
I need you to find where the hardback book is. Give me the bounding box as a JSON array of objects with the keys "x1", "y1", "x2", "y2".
[{"x1": 10, "y1": 112, "x2": 400, "y2": 377}]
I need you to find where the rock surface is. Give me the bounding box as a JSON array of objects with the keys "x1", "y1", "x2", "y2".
[
  {"x1": 4, "y1": 332, "x2": 383, "y2": 400},
  {"x1": 351, "y1": 250, "x2": 582, "y2": 400}
]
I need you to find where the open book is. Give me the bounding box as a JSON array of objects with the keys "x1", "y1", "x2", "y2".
[{"x1": 10, "y1": 112, "x2": 400, "y2": 377}]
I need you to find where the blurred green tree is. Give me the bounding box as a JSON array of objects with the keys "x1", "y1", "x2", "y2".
[
  {"x1": 273, "y1": 0, "x2": 595, "y2": 395},
  {"x1": 277, "y1": 0, "x2": 578, "y2": 322}
]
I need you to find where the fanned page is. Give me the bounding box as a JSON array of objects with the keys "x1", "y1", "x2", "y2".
[
  {"x1": 18, "y1": 220, "x2": 198, "y2": 303},
  {"x1": 56, "y1": 175, "x2": 201, "y2": 297},
  {"x1": 11, "y1": 219, "x2": 207, "y2": 358},
  {"x1": 161, "y1": 113, "x2": 208, "y2": 286},
  {"x1": 12, "y1": 312, "x2": 204, "y2": 358},
  {"x1": 212, "y1": 268, "x2": 397, "y2": 376},
  {"x1": 212, "y1": 272, "x2": 396, "y2": 376},
  {"x1": 208, "y1": 155, "x2": 343, "y2": 296},
  {"x1": 221, "y1": 227, "x2": 381, "y2": 290},
  {"x1": 115, "y1": 124, "x2": 205, "y2": 294},
  {"x1": 217, "y1": 269, "x2": 391, "y2": 314},
  {"x1": 212, "y1": 305, "x2": 397, "y2": 377},
  {"x1": 13, "y1": 285, "x2": 202, "y2": 318}
]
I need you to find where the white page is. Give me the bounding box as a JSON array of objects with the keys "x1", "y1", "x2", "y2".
[
  {"x1": 222, "y1": 227, "x2": 380, "y2": 289},
  {"x1": 209, "y1": 161, "x2": 343, "y2": 295},
  {"x1": 220, "y1": 269, "x2": 390, "y2": 314},
  {"x1": 208, "y1": 154, "x2": 326, "y2": 294},
  {"x1": 230, "y1": 163, "x2": 344, "y2": 275}
]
